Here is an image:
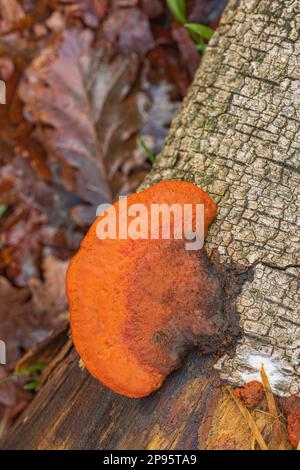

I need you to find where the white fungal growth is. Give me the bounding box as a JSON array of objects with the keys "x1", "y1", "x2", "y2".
[{"x1": 240, "y1": 353, "x2": 286, "y2": 389}]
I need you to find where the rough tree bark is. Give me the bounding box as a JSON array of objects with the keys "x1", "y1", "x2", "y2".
[
  {"x1": 3, "y1": 0, "x2": 299, "y2": 450},
  {"x1": 141, "y1": 0, "x2": 300, "y2": 397}
]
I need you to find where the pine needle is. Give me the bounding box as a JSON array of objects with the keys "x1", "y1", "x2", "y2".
[
  {"x1": 228, "y1": 388, "x2": 268, "y2": 450},
  {"x1": 0, "y1": 408, "x2": 9, "y2": 441},
  {"x1": 260, "y1": 365, "x2": 278, "y2": 418},
  {"x1": 260, "y1": 364, "x2": 288, "y2": 450},
  {"x1": 250, "y1": 431, "x2": 256, "y2": 450}
]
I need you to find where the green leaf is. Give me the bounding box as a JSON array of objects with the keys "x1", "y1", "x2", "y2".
[
  {"x1": 24, "y1": 380, "x2": 39, "y2": 391},
  {"x1": 196, "y1": 43, "x2": 207, "y2": 54},
  {"x1": 138, "y1": 137, "x2": 156, "y2": 164},
  {"x1": 21, "y1": 362, "x2": 48, "y2": 374},
  {"x1": 0, "y1": 370, "x2": 29, "y2": 384},
  {"x1": 0, "y1": 204, "x2": 7, "y2": 218},
  {"x1": 0, "y1": 361, "x2": 48, "y2": 385},
  {"x1": 184, "y1": 23, "x2": 214, "y2": 40},
  {"x1": 166, "y1": 0, "x2": 186, "y2": 25}
]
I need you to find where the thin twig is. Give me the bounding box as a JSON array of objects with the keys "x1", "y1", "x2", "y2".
[
  {"x1": 250, "y1": 431, "x2": 256, "y2": 450},
  {"x1": 227, "y1": 388, "x2": 268, "y2": 450},
  {"x1": 0, "y1": 408, "x2": 10, "y2": 441},
  {"x1": 260, "y1": 365, "x2": 278, "y2": 418},
  {"x1": 260, "y1": 364, "x2": 288, "y2": 450}
]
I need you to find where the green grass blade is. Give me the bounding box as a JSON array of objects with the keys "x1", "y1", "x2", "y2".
[
  {"x1": 0, "y1": 362, "x2": 48, "y2": 384},
  {"x1": 138, "y1": 137, "x2": 156, "y2": 164},
  {"x1": 196, "y1": 43, "x2": 207, "y2": 54},
  {"x1": 166, "y1": 0, "x2": 186, "y2": 25},
  {"x1": 24, "y1": 380, "x2": 39, "y2": 391},
  {"x1": 0, "y1": 204, "x2": 7, "y2": 218},
  {"x1": 184, "y1": 22, "x2": 214, "y2": 40}
]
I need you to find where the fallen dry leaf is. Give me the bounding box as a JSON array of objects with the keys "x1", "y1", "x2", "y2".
[
  {"x1": 140, "y1": 80, "x2": 180, "y2": 154},
  {"x1": 0, "y1": 153, "x2": 83, "y2": 285},
  {"x1": 60, "y1": 0, "x2": 106, "y2": 27},
  {"x1": 0, "y1": 0, "x2": 25, "y2": 33},
  {"x1": 0, "y1": 194, "x2": 46, "y2": 285},
  {"x1": 45, "y1": 11, "x2": 66, "y2": 32},
  {"x1": 0, "y1": 275, "x2": 37, "y2": 367},
  {"x1": 0, "y1": 157, "x2": 54, "y2": 285},
  {"x1": 171, "y1": 24, "x2": 200, "y2": 78},
  {"x1": 188, "y1": 0, "x2": 228, "y2": 28},
  {"x1": 18, "y1": 28, "x2": 163, "y2": 210},
  {"x1": 102, "y1": 7, "x2": 154, "y2": 57},
  {"x1": 0, "y1": 255, "x2": 69, "y2": 368},
  {"x1": 0, "y1": 366, "x2": 31, "y2": 441},
  {"x1": 19, "y1": 28, "x2": 112, "y2": 206},
  {"x1": 29, "y1": 255, "x2": 69, "y2": 317},
  {"x1": 140, "y1": 0, "x2": 163, "y2": 19},
  {"x1": 16, "y1": 325, "x2": 69, "y2": 373}
]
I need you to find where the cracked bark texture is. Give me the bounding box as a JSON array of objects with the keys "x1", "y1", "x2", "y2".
[{"x1": 141, "y1": 0, "x2": 300, "y2": 396}]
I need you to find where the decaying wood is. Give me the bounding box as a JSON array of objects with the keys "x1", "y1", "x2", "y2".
[{"x1": 2, "y1": 0, "x2": 299, "y2": 449}]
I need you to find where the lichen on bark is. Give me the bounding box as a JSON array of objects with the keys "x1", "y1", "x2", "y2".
[{"x1": 141, "y1": 0, "x2": 300, "y2": 396}]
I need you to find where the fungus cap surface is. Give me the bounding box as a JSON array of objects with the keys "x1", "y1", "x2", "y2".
[{"x1": 67, "y1": 181, "x2": 223, "y2": 397}]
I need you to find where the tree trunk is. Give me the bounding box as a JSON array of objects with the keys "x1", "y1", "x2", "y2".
[{"x1": 3, "y1": 0, "x2": 299, "y2": 450}]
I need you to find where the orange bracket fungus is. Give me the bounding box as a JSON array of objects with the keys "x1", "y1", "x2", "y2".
[
  {"x1": 279, "y1": 396, "x2": 300, "y2": 448},
  {"x1": 67, "y1": 181, "x2": 229, "y2": 398},
  {"x1": 233, "y1": 381, "x2": 264, "y2": 409}
]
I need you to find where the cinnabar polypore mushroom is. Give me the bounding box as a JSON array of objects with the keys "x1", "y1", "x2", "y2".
[
  {"x1": 233, "y1": 381, "x2": 264, "y2": 408},
  {"x1": 279, "y1": 396, "x2": 300, "y2": 448},
  {"x1": 67, "y1": 181, "x2": 226, "y2": 398}
]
